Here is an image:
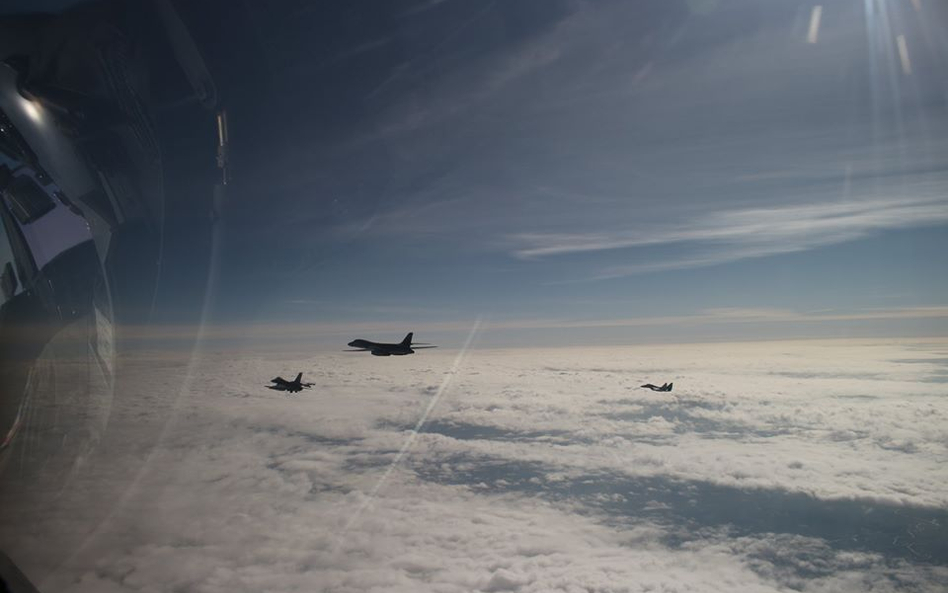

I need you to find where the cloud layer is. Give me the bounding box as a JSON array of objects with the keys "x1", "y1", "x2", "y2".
[{"x1": 3, "y1": 339, "x2": 947, "y2": 592}]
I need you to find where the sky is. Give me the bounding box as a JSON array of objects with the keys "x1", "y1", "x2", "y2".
[
  {"x1": 159, "y1": 0, "x2": 948, "y2": 346},
  {"x1": 3, "y1": 0, "x2": 946, "y2": 346}
]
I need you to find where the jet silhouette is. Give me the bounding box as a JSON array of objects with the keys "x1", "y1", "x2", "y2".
[
  {"x1": 267, "y1": 372, "x2": 313, "y2": 393},
  {"x1": 346, "y1": 332, "x2": 437, "y2": 356},
  {"x1": 641, "y1": 382, "x2": 673, "y2": 392}
]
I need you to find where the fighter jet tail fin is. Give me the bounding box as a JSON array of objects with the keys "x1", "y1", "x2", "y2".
[
  {"x1": 401, "y1": 332, "x2": 413, "y2": 346},
  {"x1": 294, "y1": 372, "x2": 302, "y2": 383}
]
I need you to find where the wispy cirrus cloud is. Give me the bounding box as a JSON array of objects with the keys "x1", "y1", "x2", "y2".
[{"x1": 509, "y1": 193, "x2": 948, "y2": 277}]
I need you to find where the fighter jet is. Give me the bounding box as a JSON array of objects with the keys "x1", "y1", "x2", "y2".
[
  {"x1": 641, "y1": 382, "x2": 673, "y2": 392},
  {"x1": 346, "y1": 332, "x2": 436, "y2": 356},
  {"x1": 267, "y1": 373, "x2": 313, "y2": 393}
]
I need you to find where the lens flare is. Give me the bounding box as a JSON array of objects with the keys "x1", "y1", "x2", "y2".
[
  {"x1": 19, "y1": 96, "x2": 42, "y2": 124},
  {"x1": 807, "y1": 5, "x2": 823, "y2": 44}
]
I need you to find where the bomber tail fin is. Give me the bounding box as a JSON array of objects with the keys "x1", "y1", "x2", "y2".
[{"x1": 401, "y1": 332, "x2": 414, "y2": 346}]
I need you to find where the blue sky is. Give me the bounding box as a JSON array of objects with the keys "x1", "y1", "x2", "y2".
[{"x1": 202, "y1": 0, "x2": 948, "y2": 344}]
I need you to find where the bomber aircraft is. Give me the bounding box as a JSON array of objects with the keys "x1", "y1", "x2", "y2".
[{"x1": 346, "y1": 332, "x2": 436, "y2": 356}]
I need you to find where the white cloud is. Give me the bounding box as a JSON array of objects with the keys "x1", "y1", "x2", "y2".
[
  {"x1": 3, "y1": 340, "x2": 947, "y2": 592},
  {"x1": 510, "y1": 194, "x2": 948, "y2": 277}
]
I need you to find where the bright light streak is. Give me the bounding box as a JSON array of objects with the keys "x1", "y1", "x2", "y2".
[
  {"x1": 807, "y1": 5, "x2": 823, "y2": 44},
  {"x1": 335, "y1": 317, "x2": 482, "y2": 544},
  {"x1": 19, "y1": 97, "x2": 42, "y2": 124},
  {"x1": 896, "y1": 34, "x2": 912, "y2": 75}
]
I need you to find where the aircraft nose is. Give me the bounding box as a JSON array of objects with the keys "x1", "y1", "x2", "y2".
[{"x1": 347, "y1": 341, "x2": 356, "y2": 347}]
